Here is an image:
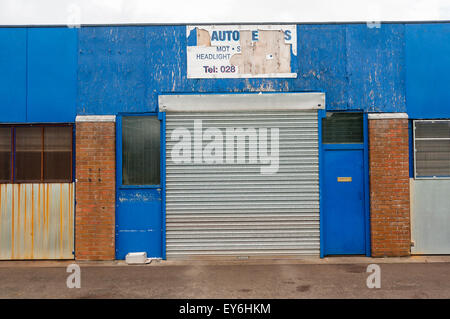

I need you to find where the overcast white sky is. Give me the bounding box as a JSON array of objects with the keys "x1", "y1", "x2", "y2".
[{"x1": 1, "y1": 0, "x2": 450, "y2": 25}]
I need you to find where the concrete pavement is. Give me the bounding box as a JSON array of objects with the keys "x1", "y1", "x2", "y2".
[{"x1": 1, "y1": 256, "x2": 450, "y2": 298}]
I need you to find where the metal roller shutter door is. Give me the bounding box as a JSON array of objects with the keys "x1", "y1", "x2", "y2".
[{"x1": 165, "y1": 110, "x2": 319, "y2": 257}]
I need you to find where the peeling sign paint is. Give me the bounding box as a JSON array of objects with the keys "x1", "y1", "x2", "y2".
[
  {"x1": 0, "y1": 183, "x2": 74, "y2": 260},
  {"x1": 230, "y1": 30, "x2": 292, "y2": 75},
  {"x1": 186, "y1": 25, "x2": 297, "y2": 78},
  {"x1": 118, "y1": 191, "x2": 161, "y2": 203}
]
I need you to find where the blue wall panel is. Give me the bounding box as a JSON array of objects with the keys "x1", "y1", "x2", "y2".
[
  {"x1": 3, "y1": 24, "x2": 450, "y2": 121},
  {"x1": 27, "y1": 28, "x2": 77, "y2": 122},
  {"x1": 406, "y1": 23, "x2": 450, "y2": 119},
  {"x1": 77, "y1": 27, "x2": 148, "y2": 114},
  {"x1": 77, "y1": 26, "x2": 298, "y2": 114},
  {"x1": 346, "y1": 24, "x2": 406, "y2": 112},
  {"x1": 295, "y1": 25, "x2": 348, "y2": 109},
  {"x1": 0, "y1": 28, "x2": 27, "y2": 122},
  {"x1": 3, "y1": 23, "x2": 442, "y2": 119},
  {"x1": 77, "y1": 24, "x2": 408, "y2": 115}
]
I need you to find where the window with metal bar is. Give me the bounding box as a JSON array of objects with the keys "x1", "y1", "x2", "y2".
[
  {"x1": 15, "y1": 127, "x2": 43, "y2": 182},
  {"x1": 0, "y1": 128, "x2": 11, "y2": 182},
  {"x1": 122, "y1": 116, "x2": 160, "y2": 185},
  {"x1": 0, "y1": 125, "x2": 73, "y2": 183},
  {"x1": 322, "y1": 112, "x2": 364, "y2": 144},
  {"x1": 414, "y1": 120, "x2": 450, "y2": 178}
]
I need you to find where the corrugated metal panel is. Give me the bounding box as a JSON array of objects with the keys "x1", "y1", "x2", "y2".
[
  {"x1": 0, "y1": 183, "x2": 74, "y2": 260},
  {"x1": 165, "y1": 111, "x2": 319, "y2": 257}
]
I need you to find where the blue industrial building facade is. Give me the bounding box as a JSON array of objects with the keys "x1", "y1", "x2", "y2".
[{"x1": 0, "y1": 23, "x2": 449, "y2": 260}]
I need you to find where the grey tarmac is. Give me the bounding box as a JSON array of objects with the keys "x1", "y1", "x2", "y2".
[{"x1": 0, "y1": 256, "x2": 449, "y2": 299}]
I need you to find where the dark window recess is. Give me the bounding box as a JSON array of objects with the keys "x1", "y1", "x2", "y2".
[
  {"x1": 122, "y1": 116, "x2": 160, "y2": 185},
  {"x1": 44, "y1": 127, "x2": 72, "y2": 181},
  {"x1": 322, "y1": 113, "x2": 364, "y2": 144},
  {"x1": 0, "y1": 125, "x2": 73, "y2": 183},
  {"x1": 415, "y1": 121, "x2": 450, "y2": 178},
  {"x1": 15, "y1": 127, "x2": 42, "y2": 182},
  {"x1": 0, "y1": 128, "x2": 11, "y2": 181}
]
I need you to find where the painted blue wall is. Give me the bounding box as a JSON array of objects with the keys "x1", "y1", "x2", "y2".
[
  {"x1": 27, "y1": 28, "x2": 77, "y2": 122},
  {"x1": 346, "y1": 24, "x2": 406, "y2": 112},
  {"x1": 77, "y1": 24, "x2": 408, "y2": 114},
  {"x1": 405, "y1": 23, "x2": 450, "y2": 119},
  {"x1": 0, "y1": 28, "x2": 27, "y2": 122},
  {"x1": 2, "y1": 23, "x2": 450, "y2": 121},
  {"x1": 0, "y1": 28, "x2": 77, "y2": 123}
]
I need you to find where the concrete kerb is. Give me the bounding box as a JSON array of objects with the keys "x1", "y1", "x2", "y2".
[{"x1": 0, "y1": 256, "x2": 449, "y2": 268}]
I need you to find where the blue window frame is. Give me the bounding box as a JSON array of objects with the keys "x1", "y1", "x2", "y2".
[{"x1": 117, "y1": 113, "x2": 161, "y2": 188}]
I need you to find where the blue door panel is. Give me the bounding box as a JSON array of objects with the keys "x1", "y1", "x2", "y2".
[
  {"x1": 323, "y1": 148, "x2": 365, "y2": 255},
  {"x1": 116, "y1": 188, "x2": 163, "y2": 259},
  {"x1": 116, "y1": 189, "x2": 161, "y2": 229},
  {"x1": 115, "y1": 115, "x2": 164, "y2": 260},
  {"x1": 115, "y1": 230, "x2": 162, "y2": 260}
]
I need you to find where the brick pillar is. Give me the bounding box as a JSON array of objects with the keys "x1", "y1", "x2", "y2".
[
  {"x1": 368, "y1": 113, "x2": 410, "y2": 257},
  {"x1": 75, "y1": 116, "x2": 116, "y2": 260}
]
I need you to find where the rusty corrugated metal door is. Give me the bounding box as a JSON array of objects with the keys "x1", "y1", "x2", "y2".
[
  {"x1": 165, "y1": 111, "x2": 319, "y2": 257},
  {"x1": 0, "y1": 183, "x2": 74, "y2": 260}
]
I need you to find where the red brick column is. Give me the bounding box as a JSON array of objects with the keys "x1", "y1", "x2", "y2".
[
  {"x1": 75, "y1": 116, "x2": 116, "y2": 260},
  {"x1": 368, "y1": 113, "x2": 411, "y2": 257}
]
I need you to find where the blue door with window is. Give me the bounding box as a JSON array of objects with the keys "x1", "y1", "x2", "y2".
[
  {"x1": 115, "y1": 113, "x2": 165, "y2": 259},
  {"x1": 321, "y1": 112, "x2": 370, "y2": 256}
]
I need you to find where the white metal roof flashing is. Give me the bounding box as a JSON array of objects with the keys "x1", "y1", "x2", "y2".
[
  {"x1": 159, "y1": 93, "x2": 325, "y2": 112},
  {"x1": 75, "y1": 115, "x2": 116, "y2": 122},
  {"x1": 368, "y1": 113, "x2": 408, "y2": 119}
]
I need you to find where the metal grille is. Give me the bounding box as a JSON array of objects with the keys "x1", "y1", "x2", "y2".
[
  {"x1": 322, "y1": 112, "x2": 363, "y2": 144},
  {"x1": 165, "y1": 111, "x2": 319, "y2": 257},
  {"x1": 414, "y1": 120, "x2": 450, "y2": 178}
]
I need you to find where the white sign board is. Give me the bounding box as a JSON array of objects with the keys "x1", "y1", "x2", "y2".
[{"x1": 187, "y1": 25, "x2": 297, "y2": 79}]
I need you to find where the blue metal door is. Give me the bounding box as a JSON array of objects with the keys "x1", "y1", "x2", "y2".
[
  {"x1": 320, "y1": 112, "x2": 369, "y2": 256},
  {"x1": 323, "y1": 147, "x2": 366, "y2": 255},
  {"x1": 115, "y1": 113, "x2": 165, "y2": 259}
]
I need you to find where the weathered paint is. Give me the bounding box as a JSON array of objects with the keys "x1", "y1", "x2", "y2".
[
  {"x1": 346, "y1": 24, "x2": 406, "y2": 112},
  {"x1": 1, "y1": 23, "x2": 450, "y2": 121},
  {"x1": 187, "y1": 25, "x2": 297, "y2": 78},
  {"x1": 77, "y1": 24, "x2": 407, "y2": 115},
  {"x1": 0, "y1": 183, "x2": 74, "y2": 260}
]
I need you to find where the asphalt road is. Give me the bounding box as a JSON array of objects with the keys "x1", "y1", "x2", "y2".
[{"x1": 0, "y1": 261, "x2": 449, "y2": 298}]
